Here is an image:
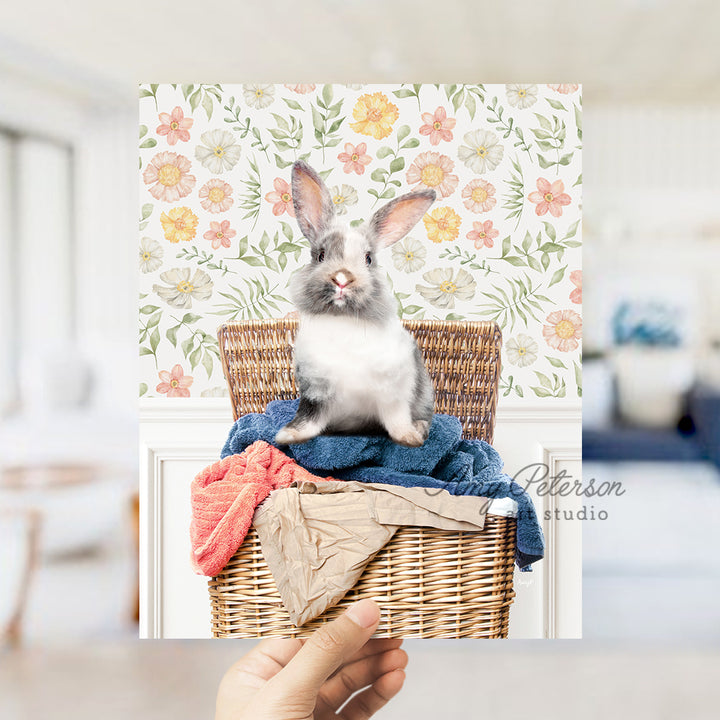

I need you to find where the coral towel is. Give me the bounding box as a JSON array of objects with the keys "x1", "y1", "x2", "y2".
[{"x1": 190, "y1": 440, "x2": 329, "y2": 576}]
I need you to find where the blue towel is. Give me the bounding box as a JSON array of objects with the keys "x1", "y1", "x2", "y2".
[{"x1": 221, "y1": 399, "x2": 544, "y2": 570}]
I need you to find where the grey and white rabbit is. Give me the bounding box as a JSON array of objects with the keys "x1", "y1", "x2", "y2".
[{"x1": 274, "y1": 160, "x2": 436, "y2": 447}]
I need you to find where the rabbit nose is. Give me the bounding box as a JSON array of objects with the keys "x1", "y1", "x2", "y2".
[{"x1": 332, "y1": 271, "x2": 355, "y2": 288}]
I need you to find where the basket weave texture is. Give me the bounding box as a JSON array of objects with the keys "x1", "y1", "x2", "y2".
[{"x1": 210, "y1": 319, "x2": 516, "y2": 638}]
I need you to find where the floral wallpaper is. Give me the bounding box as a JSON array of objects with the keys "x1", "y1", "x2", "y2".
[{"x1": 139, "y1": 83, "x2": 582, "y2": 401}]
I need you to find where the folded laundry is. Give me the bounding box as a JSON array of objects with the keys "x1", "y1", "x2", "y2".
[
  {"x1": 253, "y1": 480, "x2": 493, "y2": 626},
  {"x1": 189, "y1": 440, "x2": 331, "y2": 576},
  {"x1": 221, "y1": 399, "x2": 544, "y2": 570}
]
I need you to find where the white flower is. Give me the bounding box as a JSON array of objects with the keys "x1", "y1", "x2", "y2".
[
  {"x1": 505, "y1": 84, "x2": 538, "y2": 109},
  {"x1": 416, "y1": 267, "x2": 476, "y2": 309},
  {"x1": 243, "y1": 84, "x2": 275, "y2": 109},
  {"x1": 457, "y1": 130, "x2": 504, "y2": 174},
  {"x1": 139, "y1": 237, "x2": 164, "y2": 273},
  {"x1": 195, "y1": 130, "x2": 242, "y2": 173},
  {"x1": 329, "y1": 184, "x2": 358, "y2": 215},
  {"x1": 392, "y1": 236, "x2": 427, "y2": 273},
  {"x1": 506, "y1": 334, "x2": 539, "y2": 367},
  {"x1": 153, "y1": 268, "x2": 213, "y2": 309}
]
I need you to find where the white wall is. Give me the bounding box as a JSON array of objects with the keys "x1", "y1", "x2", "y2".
[{"x1": 139, "y1": 399, "x2": 582, "y2": 639}]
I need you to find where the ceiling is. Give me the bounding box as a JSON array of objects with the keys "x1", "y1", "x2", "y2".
[{"x1": 1, "y1": 0, "x2": 719, "y2": 105}]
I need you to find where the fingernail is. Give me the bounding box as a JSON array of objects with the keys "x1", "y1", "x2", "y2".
[{"x1": 345, "y1": 599, "x2": 380, "y2": 628}]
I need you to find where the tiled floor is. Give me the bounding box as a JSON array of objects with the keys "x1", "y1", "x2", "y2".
[
  {"x1": 583, "y1": 461, "x2": 720, "y2": 641},
  {"x1": 1, "y1": 640, "x2": 718, "y2": 719}
]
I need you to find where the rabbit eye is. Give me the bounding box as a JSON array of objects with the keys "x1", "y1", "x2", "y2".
[
  {"x1": 365, "y1": 253, "x2": 372, "y2": 266},
  {"x1": 317, "y1": 251, "x2": 325, "y2": 263}
]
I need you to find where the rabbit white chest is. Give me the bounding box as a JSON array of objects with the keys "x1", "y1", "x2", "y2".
[{"x1": 294, "y1": 315, "x2": 414, "y2": 423}]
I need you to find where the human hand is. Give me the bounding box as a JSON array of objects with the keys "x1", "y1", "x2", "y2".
[{"x1": 215, "y1": 599, "x2": 407, "y2": 719}]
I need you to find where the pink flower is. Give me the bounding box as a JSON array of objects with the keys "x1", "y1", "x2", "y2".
[
  {"x1": 569, "y1": 270, "x2": 582, "y2": 304},
  {"x1": 406, "y1": 151, "x2": 458, "y2": 198},
  {"x1": 156, "y1": 106, "x2": 193, "y2": 145},
  {"x1": 199, "y1": 179, "x2": 234, "y2": 214},
  {"x1": 419, "y1": 106, "x2": 456, "y2": 145},
  {"x1": 156, "y1": 364, "x2": 193, "y2": 398},
  {"x1": 461, "y1": 179, "x2": 496, "y2": 213},
  {"x1": 528, "y1": 178, "x2": 571, "y2": 217},
  {"x1": 467, "y1": 220, "x2": 499, "y2": 249},
  {"x1": 543, "y1": 310, "x2": 582, "y2": 352},
  {"x1": 337, "y1": 143, "x2": 372, "y2": 175},
  {"x1": 142, "y1": 152, "x2": 196, "y2": 203},
  {"x1": 284, "y1": 84, "x2": 316, "y2": 94},
  {"x1": 203, "y1": 220, "x2": 236, "y2": 250},
  {"x1": 547, "y1": 84, "x2": 579, "y2": 94},
  {"x1": 265, "y1": 178, "x2": 296, "y2": 216}
]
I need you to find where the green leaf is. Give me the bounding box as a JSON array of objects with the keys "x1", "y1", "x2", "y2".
[
  {"x1": 139, "y1": 138, "x2": 157, "y2": 149},
  {"x1": 189, "y1": 345, "x2": 202, "y2": 369},
  {"x1": 452, "y1": 91, "x2": 463, "y2": 112},
  {"x1": 541, "y1": 252, "x2": 550, "y2": 271},
  {"x1": 149, "y1": 328, "x2": 160, "y2": 353},
  {"x1": 166, "y1": 325, "x2": 179, "y2": 347},
  {"x1": 404, "y1": 305, "x2": 423, "y2": 315},
  {"x1": 445, "y1": 313, "x2": 465, "y2": 321},
  {"x1": 283, "y1": 98, "x2": 303, "y2": 111},
  {"x1": 402, "y1": 138, "x2": 420, "y2": 149},
  {"x1": 139, "y1": 383, "x2": 148, "y2": 397},
  {"x1": 547, "y1": 357, "x2": 567, "y2": 368},
  {"x1": 140, "y1": 304, "x2": 160, "y2": 315},
  {"x1": 181, "y1": 337, "x2": 194, "y2": 357},
  {"x1": 501, "y1": 236, "x2": 511, "y2": 257},
  {"x1": 521, "y1": 231, "x2": 532, "y2": 253},
  {"x1": 533, "y1": 113, "x2": 552, "y2": 131},
  {"x1": 376, "y1": 146, "x2": 393, "y2": 159},
  {"x1": 465, "y1": 93, "x2": 476, "y2": 118},
  {"x1": 322, "y1": 84, "x2": 333, "y2": 107},
  {"x1": 182, "y1": 313, "x2": 202, "y2": 324},
  {"x1": 396, "y1": 125, "x2": 411, "y2": 142},
  {"x1": 139, "y1": 346, "x2": 154, "y2": 357},
  {"x1": 371, "y1": 168, "x2": 387, "y2": 182},
  {"x1": 573, "y1": 173, "x2": 582, "y2": 187},
  {"x1": 531, "y1": 386, "x2": 553, "y2": 398},
  {"x1": 274, "y1": 153, "x2": 293, "y2": 169},
  {"x1": 141, "y1": 203, "x2": 153, "y2": 221},
  {"x1": 534, "y1": 371, "x2": 553, "y2": 389},
  {"x1": 546, "y1": 98, "x2": 566, "y2": 111},
  {"x1": 539, "y1": 242, "x2": 565, "y2": 253},
  {"x1": 537, "y1": 154, "x2": 554, "y2": 169},
  {"x1": 549, "y1": 265, "x2": 567, "y2": 287},
  {"x1": 389, "y1": 157, "x2": 405, "y2": 174},
  {"x1": 189, "y1": 87, "x2": 201, "y2": 112},
  {"x1": 259, "y1": 232, "x2": 270, "y2": 253},
  {"x1": 201, "y1": 92, "x2": 214, "y2": 120},
  {"x1": 515, "y1": 385, "x2": 524, "y2": 398},
  {"x1": 502, "y1": 256, "x2": 526, "y2": 267},
  {"x1": 392, "y1": 89, "x2": 416, "y2": 98},
  {"x1": 564, "y1": 219, "x2": 580, "y2": 239},
  {"x1": 202, "y1": 350, "x2": 214, "y2": 379},
  {"x1": 527, "y1": 255, "x2": 542, "y2": 272}
]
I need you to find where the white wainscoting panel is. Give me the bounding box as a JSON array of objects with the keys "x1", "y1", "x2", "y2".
[{"x1": 139, "y1": 399, "x2": 581, "y2": 639}]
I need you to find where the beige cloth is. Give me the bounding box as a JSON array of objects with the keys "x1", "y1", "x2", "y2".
[{"x1": 252, "y1": 480, "x2": 490, "y2": 626}]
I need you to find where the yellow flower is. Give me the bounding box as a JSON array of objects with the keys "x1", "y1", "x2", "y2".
[
  {"x1": 160, "y1": 206, "x2": 199, "y2": 243},
  {"x1": 423, "y1": 206, "x2": 462, "y2": 243},
  {"x1": 350, "y1": 92, "x2": 399, "y2": 140}
]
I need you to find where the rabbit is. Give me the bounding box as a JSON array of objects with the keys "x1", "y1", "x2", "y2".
[{"x1": 274, "y1": 160, "x2": 436, "y2": 447}]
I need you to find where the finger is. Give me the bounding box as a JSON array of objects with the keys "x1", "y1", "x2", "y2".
[
  {"x1": 333, "y1": 638, "x2": 404, "y2": 670},
  {"x1": 339, "y1": 669, "x2": 406, "y2": 720},
  {"x1": 225, "y1": 638, "x2": 304, "y2": 686},
  {"x1": 268, "y1": 599, "x2": 380, "y2": 700},
  {"x1": 318, "y1": 648, "x2": 408, "y2": 712}
]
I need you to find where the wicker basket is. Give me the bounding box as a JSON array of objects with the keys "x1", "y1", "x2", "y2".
[{"x1": 210, "y1": 319, "x2": 516, "y2": 638}]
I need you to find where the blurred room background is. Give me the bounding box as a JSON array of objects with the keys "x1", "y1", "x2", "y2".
[{"x1": 1, "y1": 0, "x2": 719, "y2": 717}]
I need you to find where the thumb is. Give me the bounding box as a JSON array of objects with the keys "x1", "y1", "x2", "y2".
[{"x1": 268, "y1": 599, "x2": 381, "y2": 700}]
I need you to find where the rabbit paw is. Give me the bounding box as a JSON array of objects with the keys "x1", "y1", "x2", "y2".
[
  {"x1": 275, "y1": 423, "x2": 321, "y2": 445},
  {"x1": 390, "y1": 425, "x2": 425, "y2": 447}
]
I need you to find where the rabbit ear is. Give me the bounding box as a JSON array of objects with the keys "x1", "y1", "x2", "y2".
[
  {"x1": 291, "y1": 161, "x2": 335, "y2": 244},
  {"x1": 368, "y1": 190, "x2": 436, "y2": 248}
]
